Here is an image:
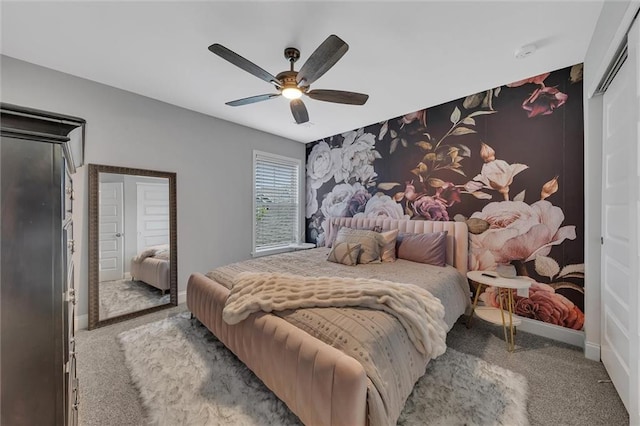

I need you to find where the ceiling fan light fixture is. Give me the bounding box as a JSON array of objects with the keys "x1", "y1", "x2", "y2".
[
  {"x1": 210, "y1": 35, "x2": 368, "y2": 122},
  {"x1": 282, "y1": 87, "x2": 302, "y2": 100}
]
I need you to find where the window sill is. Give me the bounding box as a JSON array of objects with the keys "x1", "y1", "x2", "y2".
[{"x1": 251, "y1": 246, "x2": 293, "y2": 258}]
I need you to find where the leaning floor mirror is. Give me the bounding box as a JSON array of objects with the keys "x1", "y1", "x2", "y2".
[{"x1": 88, "y1": 164, "x2": 177, "y2": 329}]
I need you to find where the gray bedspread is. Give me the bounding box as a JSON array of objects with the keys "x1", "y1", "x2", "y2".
[{"x1": 207, "y1": 248, "x2": 470, "y2": 426}]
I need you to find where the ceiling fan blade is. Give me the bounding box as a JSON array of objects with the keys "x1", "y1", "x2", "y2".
[
  {"x1": 290, "y1": 99, "x2": 309, "y2": 124},
  {"x1": 209, "y1": 43, "x2": 282, "y2": 87},
  {"x1": 306, "y1": 89, "x2": 369, "y2": 105},
  {"x1": 296, "y1": 35, "x2": 348, "y2": 86},
  {"x1": 226, "y1": 93, "x2": 281, "y2": 107}
]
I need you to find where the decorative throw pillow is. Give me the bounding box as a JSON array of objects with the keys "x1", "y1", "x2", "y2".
[
  {"x1": 378, "y1": 229, "x2": 399, "y2": 262},
  {"x1": 327, "y1": 242, "x2": 361, "y2": 266},
  {"x1": 327, "y1": 224, "x2": 383, "y2": 248},
  {"x1": 397, "y1": 231, "x2": 448, "y2": 266},
  {"x1": 334, "y1": 228, "x2": 382, "y2": 264}
]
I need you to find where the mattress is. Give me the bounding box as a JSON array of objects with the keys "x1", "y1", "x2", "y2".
[{"x1": 208, "y1": 247, "x2": 470, "y2": 329}]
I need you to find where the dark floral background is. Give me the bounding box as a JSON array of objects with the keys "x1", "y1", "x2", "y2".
[{"x1": 305, "y1": 64, "x2": 585, "y2": 330}]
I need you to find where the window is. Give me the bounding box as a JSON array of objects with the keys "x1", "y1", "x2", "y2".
[{"x1": 253, "y1": 150, "x2": 301, "y2": 255}]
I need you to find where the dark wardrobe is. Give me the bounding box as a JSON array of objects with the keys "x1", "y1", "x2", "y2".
[{"x1": 1, "y1": 103, "x2": 85, "y2": 425}]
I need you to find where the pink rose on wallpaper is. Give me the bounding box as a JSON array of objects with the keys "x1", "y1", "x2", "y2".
[
  {"x1": 347, "y1": 189, "x2": 371, "y2": 216},
  {"x1": 470, "y1": 200, "x2": 576, "y2": 263},
  {"x1": 404, "y1": 182, "x2": 419, "y2": 201},
  {"x1": 412, "y1": 195, "x2": 449, "y2": 221},
  {"x1": 482, "y1": 281, "x2": 584, "y2": 330},
  {"x1": 473, "y1": 158, "x2": 528, "y2": 200},
  {"x1": 522, "y1": 86, "x2": 569, "y2": 118},
  {"x1": 469, "y1": 241, "x2": 499, "y2": 271},
  {"x1": 434, "y1": 182, "x2": 462, "y2": 207},
  {"x1": 401, "y1": 109, "x2": 427, "y2": 127},
  {"x1": 506, "y1": 72, "x2": 551, "y2": 87}
]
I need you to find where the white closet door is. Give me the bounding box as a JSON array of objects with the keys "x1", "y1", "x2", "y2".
[
  {"x1": 601, "y1": 18, "x2": 639, "y2": 423},
  {"x1": 98, "y1": 182, "x2": 124, "y2": 282}
]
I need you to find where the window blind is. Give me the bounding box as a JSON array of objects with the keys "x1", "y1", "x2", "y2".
[{"x1": 253, "y1": 151, "x2": 300, "y2": 253}]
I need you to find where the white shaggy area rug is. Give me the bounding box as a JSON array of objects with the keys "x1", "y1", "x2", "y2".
[
  {"x1": 99, "y1": 278, "x2": 170, "y2": 320},
  {"x1": 118, "y1": 313, "x2": 529, "y2": 426}
]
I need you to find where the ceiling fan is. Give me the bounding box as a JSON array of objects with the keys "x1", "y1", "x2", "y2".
[{"x1": 208, "y1": 35, "x2": 369, "y2": 124}]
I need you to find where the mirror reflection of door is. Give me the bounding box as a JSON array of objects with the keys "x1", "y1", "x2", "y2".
[
  {"x1": 136, "y1": 182, "x2": 170, "y2": 252},
  {"x1": 98, "y1": 182, "x2": 124, "y2": 281},
  {"x1": 98, "y1": 173, "x2": 171, "y2": 320}
]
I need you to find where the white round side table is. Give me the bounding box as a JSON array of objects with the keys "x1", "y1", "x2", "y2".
[{"x1": 466, "y1": 270, "x2": 532, "y2": 352}]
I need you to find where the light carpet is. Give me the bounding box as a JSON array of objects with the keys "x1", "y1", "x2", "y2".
[
  {"x1": 118, "y1": 313, "x2": 529, "y2": 426},
  {"x1": 100, "y1": 278, "x2": 170, "y2": 320}
]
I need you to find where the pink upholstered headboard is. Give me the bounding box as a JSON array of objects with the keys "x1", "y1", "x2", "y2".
[{"x1": 326, "y1": 217, "x2": 469, "y2": 275}]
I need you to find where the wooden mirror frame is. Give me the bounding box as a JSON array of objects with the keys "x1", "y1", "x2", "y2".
[{"x1": 88, "y1": 164, "x2": 177, "y2": 329}]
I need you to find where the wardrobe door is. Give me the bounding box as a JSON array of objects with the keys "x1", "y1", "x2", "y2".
[{"x1": 0, "y1": 137, "x2": 64, "y2": 425}]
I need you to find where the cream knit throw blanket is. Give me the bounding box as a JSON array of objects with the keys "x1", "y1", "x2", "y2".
[{"x1": 222, "y1": 272, "x2": 448, "y2": 357}]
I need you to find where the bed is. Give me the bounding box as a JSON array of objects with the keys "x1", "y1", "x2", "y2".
[
  {"x1": 187, "y1": 218, "x2": 470, "y2": 426},
  {"x1": 130, "y1": 245, "x2": 170, "y2": 293}
]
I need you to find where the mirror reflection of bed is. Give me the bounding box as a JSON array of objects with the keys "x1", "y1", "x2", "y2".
[{"x1": 97, "y1": 172, "x2": 171, "y2": 320}]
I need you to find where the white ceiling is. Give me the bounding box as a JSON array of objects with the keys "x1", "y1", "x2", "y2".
[{"x1": 1, "y1": 1, "x2": 603, "y2": 144}]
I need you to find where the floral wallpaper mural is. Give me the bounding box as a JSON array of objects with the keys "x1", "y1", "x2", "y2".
[{"x1": 305, "y1": 64, "x2": 585, "y2": 330}]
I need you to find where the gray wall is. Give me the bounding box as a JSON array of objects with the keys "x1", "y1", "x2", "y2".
[
  {"x1": 0, "y1": 55, "x2": 305, "y2": 323},
  {"x1": 582, "y1": 0, "x2": 639, "y2": 360}
]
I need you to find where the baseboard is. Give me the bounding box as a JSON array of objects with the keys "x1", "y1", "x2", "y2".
[
  {"x1": 584, "y1": 341, "x2": 601, "y2": 361},
  {"x1": 518, "y1": 317, "x2": 585, "y2": 348},
  {"x1": 76, "y1": 314, "x2": 88, "y2": 331},
  {"x1": 178, "y1": 290, "x2": 187, "y2": 305}
]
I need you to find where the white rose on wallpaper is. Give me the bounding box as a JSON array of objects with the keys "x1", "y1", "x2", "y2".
[
  {"x1": 470, "y1": 200, "x2": 576, "y2": 264},
  {"x1": 473, "y1": 159, "x2": 528, "y2": 200},
  {"x1": 306, "y1": 141, "x2": 337, "y2": 189},
  {"x1": 320, "y1": 182, "x2": 367, "y2": 219},
  {"x1": 330, "y1": 148, "x2": 347, "y2": 182},
  {"x1": 332, "y1": 128, "x2": 380, "y2": 184},
  {"x1": 305, "y1": 179, "x2": 318, "y2": 218},
  {"x1": 353, "y1": 193, "x2": 409, "y2": 220},
  {"x1": 351, "y1": 163, "x2": 377, "y2": 184}
]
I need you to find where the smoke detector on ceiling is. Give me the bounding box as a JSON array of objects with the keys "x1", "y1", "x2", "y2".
[{"x1": 515, "y1": 44, "x2": 536, "y2": 59}]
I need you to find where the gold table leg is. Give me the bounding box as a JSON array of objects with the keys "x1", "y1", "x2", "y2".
[
  {"x1": 507, "y1": 289, "x2": 516, "y2": 352},
  {"x1": 497, "y1": 288, "x2": 510, "y2": 351},
  {"x1": 466, "y1": 282, "x2": 484, "y2": 328}
]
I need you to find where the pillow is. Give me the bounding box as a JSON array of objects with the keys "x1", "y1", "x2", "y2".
[
  {"x1": 396, "y1": 231, "x2": 448, "y2": 266},
  {"x1": 327, "y1": 242, "x2": 361, "y2": 266},
  {"x1": 378, "y1": 229, "x2": 399, "y2": 262},
  {"x1": 334, "y1": 228, "x2": 381, "y2": 264},
  {"x1": 327, "y1": 224, "x2": 383, "y2": 248}
]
